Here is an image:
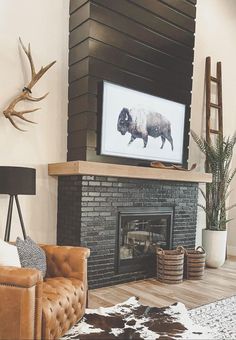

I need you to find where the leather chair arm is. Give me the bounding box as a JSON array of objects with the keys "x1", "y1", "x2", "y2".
[
  {"x1": 41, "y1": 245, "x2": 90, "y2": 281},
  {"x1": 0, "y1": 267, "x2": 43, "y2": 339},
  {"x1": 0, "y1": 266, "x2": 42, "y2": 288}
]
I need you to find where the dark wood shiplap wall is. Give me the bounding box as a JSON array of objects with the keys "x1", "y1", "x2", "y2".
[{"x1": 68, "y1": 0, "x2": 197, "y2": 164}]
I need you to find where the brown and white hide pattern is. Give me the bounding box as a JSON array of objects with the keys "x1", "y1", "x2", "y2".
[{"x1": 61, "y1": 297, "x2": 213, "y2": 340}]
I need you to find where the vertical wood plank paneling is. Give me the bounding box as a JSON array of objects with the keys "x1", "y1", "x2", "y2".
[{"x1": 68, "y1": 0, "x2": 197, "y2": 166}]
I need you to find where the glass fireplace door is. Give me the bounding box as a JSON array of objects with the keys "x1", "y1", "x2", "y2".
[{"x1": 117, "y1": 208, "x2": 173, "y2": 273}]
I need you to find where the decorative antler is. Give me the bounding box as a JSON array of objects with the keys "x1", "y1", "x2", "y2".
[{"x1": 3, "y1": 38, "x2": 56, "y2": 131}]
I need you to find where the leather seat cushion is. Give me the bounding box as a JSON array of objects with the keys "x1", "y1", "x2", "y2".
[{"x1": 42, "y1": 277, "x2": 85, "y2": 339}]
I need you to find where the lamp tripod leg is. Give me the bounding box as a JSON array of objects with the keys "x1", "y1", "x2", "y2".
[
  {"x1": 15, "y1": 195, "x2": 27, "y2": 240},
  {"x1": 4, "y1": 195, "x2": 14, "y2": 242}
]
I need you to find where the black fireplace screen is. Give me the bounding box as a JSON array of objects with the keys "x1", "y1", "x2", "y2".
[{"x1": 117, "y1": 208, "x2": 173, "y2": 273}]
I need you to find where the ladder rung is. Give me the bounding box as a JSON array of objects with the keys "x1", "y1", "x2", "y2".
[
  {"x1": 210, "y1": 129, "x2": 220, "y2": 134},
  {"x1": 210, "y1": 103, "x2": 221, "y2": 109},
  {"x1": 210, "y1": 76, "x2": 218, "y2": 83}
]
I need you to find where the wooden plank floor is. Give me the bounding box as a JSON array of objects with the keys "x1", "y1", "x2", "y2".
[{"x1": 88, "y1": 257, "x2": 236, "y2": 309}]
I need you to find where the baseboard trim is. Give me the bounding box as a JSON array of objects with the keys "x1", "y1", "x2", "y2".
[{"x1": 227, "y1": 245, "x2": 236, "y2": 256}]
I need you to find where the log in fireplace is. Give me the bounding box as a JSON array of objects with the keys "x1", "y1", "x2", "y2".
[{"x1": 117, "y1": 207, "x2": 173, "y2": 274}]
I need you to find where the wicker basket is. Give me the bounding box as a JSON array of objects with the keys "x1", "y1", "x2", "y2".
[
  {"x1": 157, "y1": 246, "x2": 185, "y2": 284},
  {"x1": 184, "y1": 246, "x2": 206, "y2": 280}
]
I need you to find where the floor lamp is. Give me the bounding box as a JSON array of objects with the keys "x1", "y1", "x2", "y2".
[{"x1": 0, "y1": 166, "x2": 36, "y2": 242}]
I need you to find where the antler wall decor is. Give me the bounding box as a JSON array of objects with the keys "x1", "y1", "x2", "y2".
[{"x1": 3, "y1": 38, "x2": 56, "y2": 131}]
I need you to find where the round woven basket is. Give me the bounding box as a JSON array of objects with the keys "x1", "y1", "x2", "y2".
[
  {"x1": 184, "y1": 246, "x2": 206, "y2": 280},
  {"x1": 157, "y1": 246, "x2": 185, "y2": 284}
]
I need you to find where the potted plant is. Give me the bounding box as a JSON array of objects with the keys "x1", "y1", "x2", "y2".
[{"x1": 191, "y1": 131, "x2": 236, "y2": 268}]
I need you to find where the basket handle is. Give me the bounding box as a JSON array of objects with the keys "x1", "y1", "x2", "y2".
[
  {"x1": 157, "y1": 247, "x2": 164, "y2": 255},
  {"x1": 196, "y1": 246, "x2": 206, "y2": 254},
  {"x1": 176, "y1": 246, "x2": 185, "y2": 254},
  {"x1": 157, "y1": 247, "x2": 164, "y2": 280}
]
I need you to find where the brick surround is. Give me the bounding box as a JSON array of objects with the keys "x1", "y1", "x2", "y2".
[{"x1": 57, "y1": 175, "x2": 198, "y2": 289}]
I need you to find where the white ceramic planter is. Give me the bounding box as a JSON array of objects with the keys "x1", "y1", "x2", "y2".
[{"x1": 202, "y1": 229, "x2": 227, "y2": 268}]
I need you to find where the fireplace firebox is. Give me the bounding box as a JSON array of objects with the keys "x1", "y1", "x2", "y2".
[{"x1": 116, "y1": 207, "x2": 173, "y2": 274}]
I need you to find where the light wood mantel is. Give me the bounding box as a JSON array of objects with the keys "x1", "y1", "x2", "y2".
[{"x1": 48, "y1": 161, "x2": 212, "y2": 183}]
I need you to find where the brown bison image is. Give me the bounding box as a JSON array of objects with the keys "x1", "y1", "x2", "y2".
[{"x1": 117, "y1": 107, "x2": 174, "y2": 150}]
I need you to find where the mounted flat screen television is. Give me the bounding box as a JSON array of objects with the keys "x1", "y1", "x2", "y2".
[{"x1": 98, "y1": 81, "x2": 187, "y2": 165}]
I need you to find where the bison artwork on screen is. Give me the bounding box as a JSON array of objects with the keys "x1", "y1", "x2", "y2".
[
  {"x1": 117, "y1": 107, "x2": 174, "y2": 150},
  {"x1": 100, "y1": 81, "x2": 186, "y2": 164}
]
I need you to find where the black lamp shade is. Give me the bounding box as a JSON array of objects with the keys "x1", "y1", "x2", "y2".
[{"x1": 0, "y1": 166, "x2": 36, "y2": 195}]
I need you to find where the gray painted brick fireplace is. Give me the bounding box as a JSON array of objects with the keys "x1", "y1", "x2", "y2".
[
  {"x1": 54, "y1": 0, "x2": 199, "y2": 289},
  {"x1": 67, "y1": 1, "x2": 196, "y2": 162},
  {"x1": 57, "y1": 175, "x2": 198, "y2": 288}
]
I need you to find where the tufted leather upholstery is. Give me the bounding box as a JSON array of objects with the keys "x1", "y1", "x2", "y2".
[
  {"x1": 42, "y1": 277, "x2": 85, "y2": 339},
  {"x1": 0, "y1": 245, "x2": 90, "y2": 340}
]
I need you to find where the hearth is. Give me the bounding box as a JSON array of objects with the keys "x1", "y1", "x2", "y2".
[
  {"x1": 117, "y1": 207, "x2": 173, "y2": 274},
  {"x1": 57, "y1": 175, "x2": 199, "y2": 288}
]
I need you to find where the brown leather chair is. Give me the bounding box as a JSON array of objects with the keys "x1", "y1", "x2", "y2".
[{"x1": 0, "y1": 244, "x2": 90, "y2": 340}]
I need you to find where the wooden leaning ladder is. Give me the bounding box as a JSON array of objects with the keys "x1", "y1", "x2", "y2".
[
  {"x1": 205, "y1": 56, "x2": 223, "y2": 172},
  {"x1": 205, "y1": 56, "x2": 224, "y2": 231}
]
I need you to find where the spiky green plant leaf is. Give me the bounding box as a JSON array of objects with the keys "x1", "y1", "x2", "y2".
[{"x1": 191, "y1": 130, "x2": 236, "y2": 230}]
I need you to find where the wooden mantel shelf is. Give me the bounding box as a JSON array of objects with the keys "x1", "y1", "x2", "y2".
[{"x1": 48, "y1": 161, "x2": 212, "y2": 183}]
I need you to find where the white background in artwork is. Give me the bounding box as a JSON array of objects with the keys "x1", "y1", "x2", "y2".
[{"x1": 101, "y1": 82, "x2": 186, "y2": 163}]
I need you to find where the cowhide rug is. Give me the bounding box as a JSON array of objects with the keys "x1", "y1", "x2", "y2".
[{"x1": 61, "y1": 297, "x2": 213, "y2": 340}]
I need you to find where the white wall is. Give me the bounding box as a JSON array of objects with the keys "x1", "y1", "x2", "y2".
[
  {"x1": 189, "y1": 0, "x2": 236, "y2": 253},
  {"x1": 0, "y1": 0, "x2": 69, "y2": 243}
]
